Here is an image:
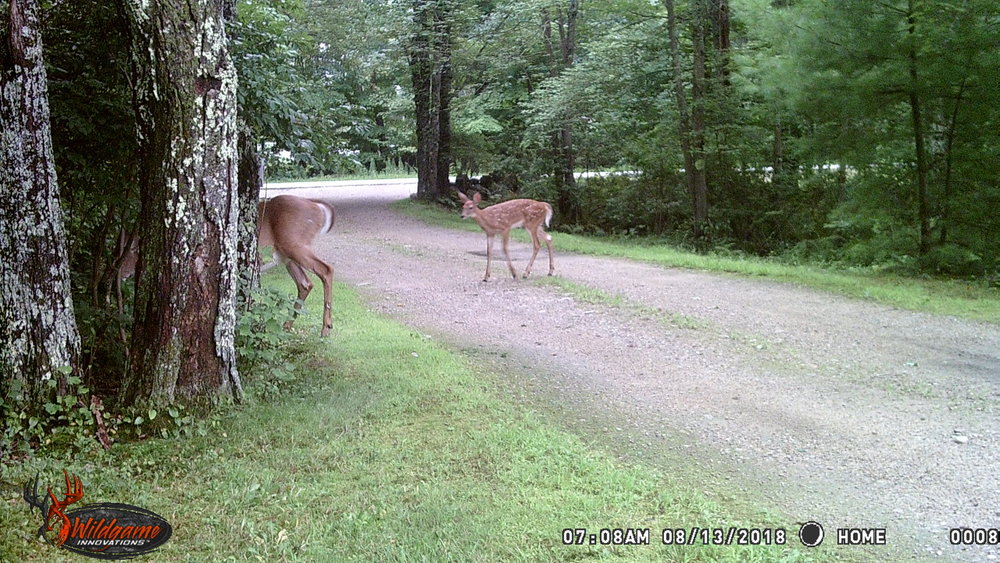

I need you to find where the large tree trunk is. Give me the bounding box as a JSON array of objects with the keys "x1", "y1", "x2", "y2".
[
  {"x1": 409, "y1": 0, "x2": 454, "y2": 200},
  {"x1": 120, "y1": 0, "x2": 243, "y2": 409},
  {"x1": 0, "y1": 0, "x2": 81, "y2": 405}
]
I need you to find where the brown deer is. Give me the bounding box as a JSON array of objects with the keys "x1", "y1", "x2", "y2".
[
  {"x1": 258, "y1": 194, "x2": 336, "y2": 336},
  {"x1": 457, "y1": 191, "x2": 555, "y2": 281},
  {"x1": 117, "y1": 194, "x2": 336, "y2": 336}
]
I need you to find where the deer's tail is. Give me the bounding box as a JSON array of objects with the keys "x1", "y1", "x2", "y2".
[{"x1": 318, "y1": 201, "x2": 336, "y2": 233}]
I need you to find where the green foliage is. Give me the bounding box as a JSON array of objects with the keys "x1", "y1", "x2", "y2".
[
  {"x1": 1, "y1": 371, "x2": 101, "y2": 458},
  {"x1": 238, "y1": 0, "x2": 415, "y2": 178},
  {"x1": 523, "y1": 174, "x2": 687, "y2": 237},
  {"x1": 760, "y1": 0, "x2": 1000, "y2": 273},
  {"x1": 112, "y1": 402, "x2": 210, "y2": 442},
  {"x1": 41, "y1": 0, "x2": 142, "y2": 408},
  {"x1": 236, "y1": 283, "x2": 301, "y2": 401}
]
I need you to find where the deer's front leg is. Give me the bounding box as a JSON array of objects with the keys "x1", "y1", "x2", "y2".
[
  {"x1": 483, "y1": 235, "x2": 494, "y2": 282},
  {"x1": 502, "y1": 231, "x2": 517, "y2": 279}
]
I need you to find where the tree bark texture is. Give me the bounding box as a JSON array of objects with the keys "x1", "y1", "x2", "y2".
[
  {"x1": 0, "y1": 0, "x2": 81, "y2": 404},
  {"x1": 120, "y1": 0, "x2": 243, "y2": 408},
  {"x1": 409, "y1": 0, "x2": 453, "y2": 200},
  {"x1": 237, "y1": 123, "x2": 262, "y2": 305}
]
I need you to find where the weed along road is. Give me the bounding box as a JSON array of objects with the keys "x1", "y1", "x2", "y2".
[{"x1": 268, "y1": 180, "x2": 1000, "y2": 561}]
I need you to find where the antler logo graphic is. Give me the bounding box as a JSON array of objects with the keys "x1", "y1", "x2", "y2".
[{"x1": 23, "y1": 470, "x2": 84, "y2": 546}]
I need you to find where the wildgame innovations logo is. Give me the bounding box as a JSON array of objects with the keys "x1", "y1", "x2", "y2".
[{"x1": 22, "y1": 470, "x2": 172, "y2": 560}]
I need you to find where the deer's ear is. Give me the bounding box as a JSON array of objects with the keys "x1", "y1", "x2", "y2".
[
  {"x1": 456, "y1": 191, "x2": 469, "y2": 202},
  {"x1": 472, "y1": 192, "x2": 482, "y2": 204}
]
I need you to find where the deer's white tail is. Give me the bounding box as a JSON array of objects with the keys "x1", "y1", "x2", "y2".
[{"x1": 317, "y1": 201, "x2": 336, "y2": 234}]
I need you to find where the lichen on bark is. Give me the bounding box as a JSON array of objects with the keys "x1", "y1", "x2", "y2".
[
  {"x1": 120, "y1": 0, "x2": 243, "y2": 409},
  {"x1": 0, "y1": 0, "x2": 81, "y2": 404}
]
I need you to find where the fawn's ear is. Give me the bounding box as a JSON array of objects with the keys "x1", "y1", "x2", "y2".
[
  {"x1": 472, "y1": 192, "x2": 482, "y2": 204},
  {"x1": 456, "y1": 191, "x2": 469, "y2": 202}
]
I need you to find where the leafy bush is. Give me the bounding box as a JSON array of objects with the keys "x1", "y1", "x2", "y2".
[
  {"x1": 236, "y1": 284, "x2": 301, "y2": 401},
  {"x1": 1, "y1": 371, "x2": 102, "y2": 458},
  {"x1": 918, "y1": 244, "x2": 985, "y2": 277},
  {"x1": 523, "y1": 173, "x2": 687, "y2": 237}
]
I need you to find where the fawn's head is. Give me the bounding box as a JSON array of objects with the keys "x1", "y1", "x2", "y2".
[{"x1": 456, "y1": 191, "x2": 481, "y2": 219}]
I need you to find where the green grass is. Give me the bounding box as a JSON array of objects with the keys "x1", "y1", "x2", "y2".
[
  {"x1": 0, "y1": 275, "x2": 831, "y2": 562},
  {"x1": 393, "y1": 198, "x2": 1000, "y2": 323}
]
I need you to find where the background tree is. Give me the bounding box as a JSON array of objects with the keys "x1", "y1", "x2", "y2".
[
  {"x1": 541, "y1": 0, "x2": 579, "y2": 221},
  {"x1": 0, "y1": 0, "x2": 81, "y2": 408},
  {"x1": 408, "y1": 0, "x2": 456, "y2": 199},
  {"x1": 119, "y1": 0, "x2": 243, "y2": 409},
  {"x1": 768, "y1": 0, "x2": 1000, "y2": 273}
]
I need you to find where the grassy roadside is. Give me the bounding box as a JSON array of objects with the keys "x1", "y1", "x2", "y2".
[
  {"x1": 267, "y1": 170, "x2": 416, "y2": 183},
  {"x1": 392, "y1": 198, "x2": 1000, "y2": 323},
  {"x1": 1, "y1": 277, "x2": 830, "y2": 562}
]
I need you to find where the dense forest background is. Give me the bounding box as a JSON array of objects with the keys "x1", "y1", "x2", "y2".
[
  {"x1": 1, "y1": 0, "x2": 997, "y2": 453},
  {"x1": 45, "y1": 0, "x2": 1000, "y2": 278},
  {"x1": 262, "y1": 0, "x2": 999, "y2": 275}
]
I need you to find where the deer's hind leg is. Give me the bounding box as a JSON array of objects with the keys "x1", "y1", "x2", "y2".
[
  {"x1": 523, "y1": 223, "x2": 554, "y2": 278},
  {"x1": 522, "y1": 226, "x2": 542, "y2": 279},
  {"x1": 542, "y1": 226, "x2": 554, "y2": 275},
  {"x1": 283, "y1": 260, "x2": 313, "y2": 331}
]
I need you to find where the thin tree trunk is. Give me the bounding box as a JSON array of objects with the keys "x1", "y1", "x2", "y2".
[
  {"x1": 664, "y1": 0, "x2": 696, "y2": 203},
  {"x1": 120, "y1": 0, "x2": 242, "y2": 409},
  {"x1": 542, "y1": 2, "x2": 578, "y2": 221},
  {"x1": 711, "y1": 0, "x2": 731, "y2": 85},
  {"x1": 435, "y1": 16, "x2": 453, "y2": 197},
  {"x1": 938, "y1": 77, "x2": 967, "y2": 246},
  {"x1": 237, "y1": 123, "x2": 263, "y2": 305},
  {"x1": 410, "y1": 28, "x2": 435, "y2": 198},
  {"x1": 690, "y1": 1, "x2": 709, "y2": 240},
  {"x1": 906, "y1": 1, "x2": 930, "y2": 255},
  {"x1": 665, "y1": 0, "x2": 709, "y2": 240},
  {"x1": 0, "y1": 0, "x2": 81, "y2": 405},
  {"x1": 561, "y1": 0, "x2": 578, "y2": 193}
]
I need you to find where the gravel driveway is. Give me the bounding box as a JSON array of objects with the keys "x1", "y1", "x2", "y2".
[{"x1": 267, "y1": 181, "x2": 999, "y2": 561}]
